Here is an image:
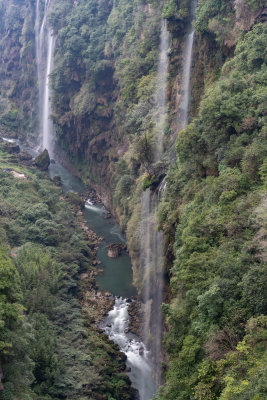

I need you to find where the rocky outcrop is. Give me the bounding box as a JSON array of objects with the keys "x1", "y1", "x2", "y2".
[
  {"x1": 234, "y1": 0, "x2": 265, "y2": 32},
  {"x1": 2, "y1": 142, "x2": 20, "y2": 154},
  {"x1": 34, "y1": 149, "x2": 50, "y2": 170}
]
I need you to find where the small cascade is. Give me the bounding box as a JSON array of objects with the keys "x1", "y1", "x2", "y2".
[
  {"x1": 102, "y1": 298, "x2": 156, "y2": 400},
  {"x1": 35, "y1": 0, "x2": 55, "y2": 157}
]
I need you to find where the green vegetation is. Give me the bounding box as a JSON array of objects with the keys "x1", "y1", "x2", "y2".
[
  {"x1": 0, "y1": 146, "x2": 134, "y2": 399},
  {"x1": 0, "y1": 0, "x2": 266, "y2": 399},
  {"x1": 155, "y1": 23, "x2": 267, "y2": 399},
  {"x1": 0, "y1": 0, "x2": 36, "y2": 137},
  {"x1": 162, "y1": 0, "x2": 191, "y2": 20}
]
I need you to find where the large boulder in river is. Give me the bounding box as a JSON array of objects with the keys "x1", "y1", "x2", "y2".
[
  {"x1": 35, "y1": 149, "x2": 50, "y2": 170},
  {"x1": 107, "y1": 243, "x2": 126, "y2": 258}
]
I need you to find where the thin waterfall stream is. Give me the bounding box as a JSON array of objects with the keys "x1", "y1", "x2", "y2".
[
  {"x1": 35, "y1": 0, "x2": 55, "y2": 156},
  {"x1": 139, "y1": 19, "x2": 169, "y2": 387},
  {"x1": 139, "y1": 1, "x2": 196, "y2": 390},
  {"x1": 177, "y1": 0, "x2": 197, "y2": 130}
]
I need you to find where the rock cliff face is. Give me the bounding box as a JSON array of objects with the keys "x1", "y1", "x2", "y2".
[{"x1": 0, "y1": 0, "x2": 37, "y2": 139}]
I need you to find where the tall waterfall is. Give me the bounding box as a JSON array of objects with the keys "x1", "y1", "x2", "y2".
[
  {"x1": 140, "y1": 20, "x2": 169, "y2": 387},
  {"x1": 140, "y1": 2, "x2": 196, "y2": 390},
  {"x1": 35, "y1": 0, "x2": 55, "y2": 157},
  {"x1": 140, "y1": 188, "x2": 165, "y2": 386}
]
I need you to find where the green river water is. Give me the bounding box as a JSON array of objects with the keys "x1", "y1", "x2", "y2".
[{"x1": 48, "y1": 161, "x2": 136, "y2": 298}]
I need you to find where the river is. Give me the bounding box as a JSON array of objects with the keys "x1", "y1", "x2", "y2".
[
  {"x1": 2, "y1": 137, "x2": 156, "y2": 400},
  {"x1": 48, "y1": 161, "x2": 157, "y2": 400}
]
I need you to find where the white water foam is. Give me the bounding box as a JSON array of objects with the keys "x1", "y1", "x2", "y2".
[{"x1": 102, "y1": 297, "x2": 156, "y2": 400}]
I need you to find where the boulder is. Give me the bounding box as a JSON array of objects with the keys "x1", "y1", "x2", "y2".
[
  {"x1": 35, "y1": 149, "x2": 50, "y2": 170},
  {"x1": 107, "y1": 243, "x2": 126, "y2": 258}
]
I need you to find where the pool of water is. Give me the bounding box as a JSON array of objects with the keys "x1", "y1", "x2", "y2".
[
  {"x1": 48, "y1": 162, "x2": 136, "y2": 298},
  {"x1": 83, "y1": 201, "x2": 136, "y2": 297}
]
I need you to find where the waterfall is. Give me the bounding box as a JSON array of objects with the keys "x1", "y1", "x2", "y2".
[
  {"x1": 139, "y1": 20, "x2": 169, "y2": 388},
  {"x1": 35, "y1": 0, "x2": 55, "y2": 157},
  {"x1": 154, "y1": 20, "x2": 170, "y2": 161},
  {"x1": 42, "y1": 32, "x2": 55, "y2": 155},
  {"x1": 140, "y1": 189, "x2": 165, "y2": 386},
  {"x1": 177, "y1": 0, "x2": 197, "y2": 130},
  {"x1": 140, "y1": 1, "x2": 197, "y2": 390}
]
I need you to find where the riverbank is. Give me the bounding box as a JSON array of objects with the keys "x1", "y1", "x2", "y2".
[{"x1": 0, "y1": 140, "x2": 138, "y2": 400}]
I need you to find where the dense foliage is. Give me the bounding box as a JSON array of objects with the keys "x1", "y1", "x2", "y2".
[
  {"x1": 0, "y1": 0, "x2": 36, "y2": 137},
  {"x1": 48, "y1": 0, "x2": 162, "y2": 186},
  {"x1": 0, "y1": 148, "x2": 134, "y2": 400},
  {"x1": 155, "y1": 23, "x2": 267, "y2": 399}
]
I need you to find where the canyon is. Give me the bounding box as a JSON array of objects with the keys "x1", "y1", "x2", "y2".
[{"x1": 0, "y1": 0, "x2": 266, "y2": 399}]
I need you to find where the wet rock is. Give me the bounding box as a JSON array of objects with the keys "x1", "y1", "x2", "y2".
[
  {"x1": 53, "y1": 175, "x2": 62, "y2": 186},
  {"x1": 3, "y1": 142, "x2": 20, "y2": 154},
  {"x1": 35, "y1": 149, "x2": 50, "y2": 170},
  {"x1": 107, "y1": 242, "x2": 126, "y2": 258},
  {"x1": 128, "y1": 300, "x2": 144, "y2": 337},
  {"x1": 104, "y1": 212, "x2": 112, "y2": 219}
]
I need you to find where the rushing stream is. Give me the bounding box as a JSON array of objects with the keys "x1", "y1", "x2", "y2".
[{"x1": 48, "y1": 162, "x2": 156, "y2": 399}]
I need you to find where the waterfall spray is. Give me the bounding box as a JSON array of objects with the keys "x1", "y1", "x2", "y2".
[{"x1": 35, "y1": 0, "x2": 55, "y2": 157}]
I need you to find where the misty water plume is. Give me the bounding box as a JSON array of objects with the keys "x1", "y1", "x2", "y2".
[{"x1": 35, "y1": 0, "x2": 55, "y2": 157}]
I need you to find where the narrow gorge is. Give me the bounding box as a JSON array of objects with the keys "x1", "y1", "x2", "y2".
[{"x1": 0, "y1": 1, "x2": 266, "y2": 400}]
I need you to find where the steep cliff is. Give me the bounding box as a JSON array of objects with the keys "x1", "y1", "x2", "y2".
[{"x1": 0, "y1": 0, "x2": 37, "y2": 139}]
